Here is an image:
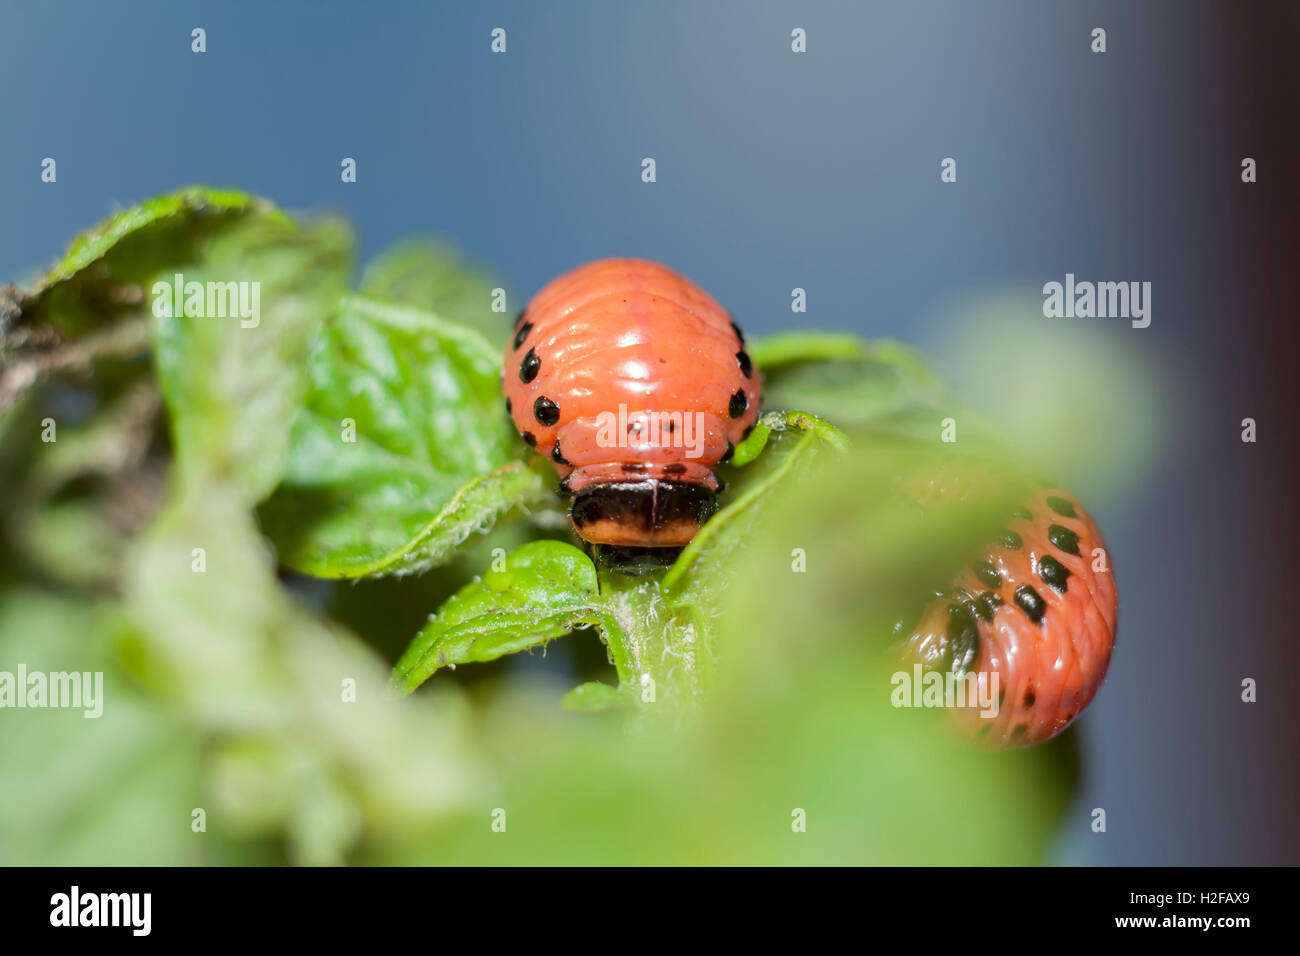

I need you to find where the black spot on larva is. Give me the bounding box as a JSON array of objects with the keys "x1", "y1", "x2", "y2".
[
  {"x1": 513, "y1": 321, "x2": 534, "y2": 350},
  {"x1": 551, "y1": 442, "x2": 571, "y2": 467},
  {"x1": 1011, "y1": 724, "x2": 1029, "y2": 740},
  {"x1": 1046, "y1": 495, "x2": 1077, "y2": 518},
  {"x1": 1014, "y1": 585, "x2": 1046, "y2": 624},
  {"x1": 715, "y1": 478, "x2": 727, "y2": 494},
  {"x1": 737, "y1": 349, "x2": 752, "y2": 378},
  {"x1": 1023, "y1": 688, "x2": 1037, "y2": 707},
  {"x1": 519, "y1": 348, "x2": 540, "y2": 383},
  {"x1": 663, "y1": 463, "x2": 687, "y2": 475},
  {"x1": 999, "y1": 530, "x2": 1023, "y2": 549},
  {"x1": 1048, "y1": 524, "x2": 1080, "y2": 556},
  {"x1": 973, "y1": 591, "x2": 1003, "y2": 621},
  {"x1": 742, "y1": 423, "x2": 754, "y2": 440},
  {"x1": 522, "y1": 431, "x2": 537, "y2": 447},
  {"x1": 505, "y1": 397, "x2": 512, "y2": 416},
  {"x1": 972, "y1": 560, "x2": 1001, "y2": 589},
  {"x1": 557, "y1": 474, "x2": 573, "y2": 496},
  {"x1": 513, "y1": 309, "x2": 526, "y2": 328},
  {"x1": 1012, "y1": 506, "x2": 1032, "y2": 521},
  {"x1": 728, "y1": 389, "x2": 748, "y2": 419},
  {"x1": 1038, "y1": 554, "x2": 1070, "y2": 592},
  {"x1": 622, "y1": 462, "x2": 648, "y2": 473},
  {"x1": 946, "y1": 602, "x2": 980, "y2": 675},
  {"x1": 720, "y1": 440, "x2": 735, "y2": 463},
  {"x1": 533, "y1": 395, "x2": 560, "y2": 426},
  {"x1": 667, "y1": 420, "x2": 676, "y2": 434},
  {"x1": 730, "y1": 319, "x2": 746, "y2": 343}
]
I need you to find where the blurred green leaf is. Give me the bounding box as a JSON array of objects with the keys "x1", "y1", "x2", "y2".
[
  {"x1": 260, "y1": 294, "x2": 531, "y2": 577},
  {"x1": 391, "y1": 540, "x2": 608, "y2": 695},
  {"x1": 3, "y1": 188, "x2": 279, "y2": 418},
  {"x1": 15, "y1": 186, "x2": 275, "y2": 338},
  {"x1": 749, "y1": 330, "x2": 877, "y2": 368},
  {"x1": 124, "y1": 475, "x2": 479, "y2": 863},
  {"x1": 0, "y1": 590, "x2": 202, "y2": 865},
  {"x1": 928, "y1": 291, "x2": 1166, "y2": 495},
  {"x1": 663, "y1": 410, "x2": 845, "y2": 612},
  {"x1": 151, "y1": 214, "x2": 352, "y2": 504},
  {"x1": 750, "y1": 330, "x2": 1008, "y2": 445},
  {"x1": 358, "y1": 238, "x2": 512, "y2": 342},
  {"x1": 561, "y1": 680, "x2": 628, "y2": 712}
]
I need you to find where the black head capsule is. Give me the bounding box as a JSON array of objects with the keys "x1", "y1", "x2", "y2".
[{"x1": 570, "y1": 480, "x2": 718, "y2": 552}]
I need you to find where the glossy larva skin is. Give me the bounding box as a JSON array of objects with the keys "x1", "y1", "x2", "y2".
[
  {"x1": 904, "y1": 487, "x2": 1118, "y2": 748},
  {"x1": 503, "y1": 259, "x2": 761, "y2": 549}
]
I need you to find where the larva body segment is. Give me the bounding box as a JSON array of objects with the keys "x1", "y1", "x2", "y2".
[{"x1": 904, "y1": 487, "x2": 1118, "y2": 748}]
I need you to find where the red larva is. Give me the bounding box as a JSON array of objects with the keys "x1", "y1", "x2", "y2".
[
  {"x1": 903, "y1": 486, "x2": 1118, "y2": 748},
  {"x1": 503, "y1": 258, "x2": 761, "y2": 574}
]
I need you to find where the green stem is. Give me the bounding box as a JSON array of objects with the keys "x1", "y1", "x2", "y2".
[{"x1": 595, "y1": 566, "x2": 705, "y2": 712}]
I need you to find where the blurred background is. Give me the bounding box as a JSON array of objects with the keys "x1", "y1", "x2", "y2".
[{"x1": 2, "y1": 0, "x2": 1298, "y2": 864}]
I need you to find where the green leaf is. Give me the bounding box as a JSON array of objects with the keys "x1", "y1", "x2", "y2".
[
  {"x1": 3, "y1": 188, "x2": 279, "y2": 418},
  {"x1": 752, "y1": 331, "x2": 954, "y2": 439},
  {"x1": 390, "y1": 541, "x2": 606, "y2": 695},
  {"x1": 123, "y1": 475, "x2": 479, "y2": 862},
  {"x1": 0, "y1": 590, "x2": 202, "y2": 865},
  {"x1": 662, "y1": 410, "x2": 845, "y2": 606},
  {"x1": 151, "y1": 213, "x2": 352, "y2": 503},
  {"x1": 748, "y1": 330, "x2": 877, "y2": 369},
  {"x1": 358, "y1": 238, "x2": 512, "y2": 343},
  {"x1": 260, "y1": 294, "x2": 532, "y2": 577},
  {"x1": 17, "y1": 186, "x2": 275, "y2": 337},
  {"x1": 263, "y1": 459, "x2": 552, "y2": 579}
]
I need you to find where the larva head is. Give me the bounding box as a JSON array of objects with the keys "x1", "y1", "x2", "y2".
[
  {"x1": 502, "y1": 258, "x2": 760, "y2": 574},
  {"x1": 570, "y1": 478, "x2": 717, "y2": 546}
]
